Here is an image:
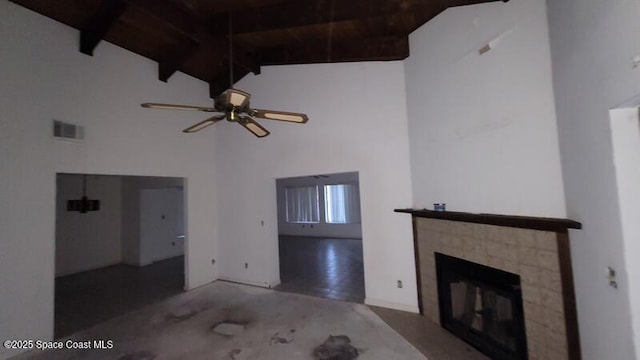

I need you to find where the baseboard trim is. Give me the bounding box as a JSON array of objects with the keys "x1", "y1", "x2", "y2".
[
  {"x1": 365, "y1": 298, "x2": 420, "y2": 313},
  {"x1": 185, "y1": 278, "x2": 217, "y2": 291},
  {"x1": 218, "y1": 276, "x2": 280, "y2": 289},
  {"x1": 55, "y1": 259, "x2": 123, "y2": 277},
  {"x1": 137, "y1": 253, "x2": 185, "y2": 267}
]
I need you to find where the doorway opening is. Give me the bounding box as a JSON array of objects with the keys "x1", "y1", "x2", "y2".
[
  {"x1": 609, "y1": 105, "x2": 640, "y2": 347},
  {"x1": 275, "y1": 171, "x2": 365, "y2": 303},
  {"x1": 54, "y1": 174, "x2": 186, "y2": 338}
]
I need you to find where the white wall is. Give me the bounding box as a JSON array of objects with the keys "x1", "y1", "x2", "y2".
[
  {"x1": 140, "y1": 188, "x2": 185, "y2": 265},
  {"x1": 56, "y1": 174, "x2": 123, "y2": 276},
  {"x1": 276, "y1": 172, "x2": 362, "y2": 238},
  {"x1": 0, "y1": 2, "x2": 219, "y2": 358},
  {"x1": 610, "y1": 107, "x2": 640, "y2": 358},
  {"x1": 547, "y1": 0, "x2": 640, "y2": 357},
  {"x1": 121, "y1": 176, "x2": 184, "y2": 266},
  {"x1": 405, "y1": 0, "x2": 566, "y2": 217},
  {"x1": 212, "y1": 62, "x2": 417, "y2": 311}
]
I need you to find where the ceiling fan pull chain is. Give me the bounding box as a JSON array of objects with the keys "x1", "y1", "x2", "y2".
[
  {"x1": 327, "y1": 0, "x2": 335, "y2": 62},
  {"x1": 229, "y1": 11, "x2": 234, "y2": 89}
]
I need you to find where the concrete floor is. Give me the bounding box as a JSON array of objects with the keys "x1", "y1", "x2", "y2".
[
  {"x1": 16, "y1": 281, "x2": 427, "y2": 360},
  {"x1": 46, "y1": 250, "x2": 487, "y2": 360}
]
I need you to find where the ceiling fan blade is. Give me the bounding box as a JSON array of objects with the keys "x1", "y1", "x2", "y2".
[
  {"x1": 141, "y1": 102, "x2": 216, "y2": 112},
  {"x1": 250, "y1": 109, "x2": 309, "y2": 123},
  {"x1": 238, "y1": 116, "x2": 270, "y2": 138},
  {"x1": 182, "y1": 114, "x2": 225, "y2": 133}
]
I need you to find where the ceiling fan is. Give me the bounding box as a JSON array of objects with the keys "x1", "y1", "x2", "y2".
[
  {"x1": 141, "y1": 89, "x2": 308, "y2": 137},
  {"x1": 140, "y1": 12, "x2": 308, "y2": 138}
]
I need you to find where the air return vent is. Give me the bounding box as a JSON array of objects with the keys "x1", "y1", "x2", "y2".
[{"x1": 53, "y1": 120, "x2": 84, "y2": 140}]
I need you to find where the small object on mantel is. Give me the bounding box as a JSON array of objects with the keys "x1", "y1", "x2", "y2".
[
  {"x1": 394, "y1": 208, "x2": 582, "y2": 232},
  {"x1": 433, "y1": 203, "x2": 446, "y2": 212}
]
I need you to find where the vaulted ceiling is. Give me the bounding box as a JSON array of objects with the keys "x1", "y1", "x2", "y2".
[{"x1": 11, "y1": 0, "x2": 504, "y2": 98}]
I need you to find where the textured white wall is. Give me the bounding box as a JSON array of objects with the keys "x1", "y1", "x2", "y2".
[
  {"x1": 55, "y1": 174, "x2": 123, "y2": 276},
  {"x1": 0, "y1": 2, "x2": 218, "y2": 358},
  {"x1": 547, "y1": 0, "x2": 640, "y2": 357},
  {"x1": 405, "y1": 0, "x2": 566, "y2": 217},
  {"x1": 139, "y1": 188, "x2": 184, "y2": 265},
  {"x1": 213, "y1": 62, "x2": 417, "y2": 311},
  {"x1": 121, "y1": 176, "x2": 184, "y2": 266}
]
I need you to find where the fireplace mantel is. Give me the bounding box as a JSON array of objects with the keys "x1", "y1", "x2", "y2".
[
  {"x1": 398, "y1": 209, "x2": 582, "y2": 359},
  {"x1": 395, "y1": 208, "x2": 582, "y2": 232}
]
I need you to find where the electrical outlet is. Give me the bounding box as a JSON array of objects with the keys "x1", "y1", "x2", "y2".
[
  {"x1": 211, "y1": 259, "x2": 216, "y2": 265},
  {"x1": 607, "y1": 267, "x2": 618, "y2": 288},
  {"x1": 478, "y1": 44, "x2": 491, "y2": 55},
  {"x1": 245, "y1": 263, "x2": 248, "y2": 269},
  {"x1": 397, "y1": 280, "x2": 403, "y2": 288}
]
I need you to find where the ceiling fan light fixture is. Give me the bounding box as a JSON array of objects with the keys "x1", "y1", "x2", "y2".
[
  {"x1": 229, "y1": 92, "x2": 248, "y2": 107},
  {"x1": 221, "y1": 89, "x2": 250, "y2": 108}
]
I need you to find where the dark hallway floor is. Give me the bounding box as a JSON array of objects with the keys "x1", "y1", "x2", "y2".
[
  {"x1": 54, "y1": 256, "x2": 184, "y2": 338},
  {"x1": 276, "y1": 236, "x2": 365, "y2": 303}
]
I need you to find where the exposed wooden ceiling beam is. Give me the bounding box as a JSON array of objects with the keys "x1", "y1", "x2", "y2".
[
  {"x1": 182, "y1": 0, "x2": 295, "y2": 16},
  {"x1": 158, "y1": 41, "x2": 200, "y2": 83},
  {"x1": 10, "y1": 0, "x2": 510, "y2": 100},
  {"x1": 130, "y1": 0, "x2": 260, "y2": 83},
  {"x1": 208, "y1": 0, "x2": 444, "y2": 36},
  {"x1": 443, "y1": 0, "x2": 509, "y2": 6},
  {"x1": 80, "y1": 0, "x2": 127, "y2": 56},
  {"x1": 259, "y1": 35, "x2": 410, "y2": 65},
  {"x1": 209, "y1": 66, "x2": 251, "y2": 98}
]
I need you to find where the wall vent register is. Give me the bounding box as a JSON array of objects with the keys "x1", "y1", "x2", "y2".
[{"x1": 53, "y1": 120, "x2": 84, "y2": 141}]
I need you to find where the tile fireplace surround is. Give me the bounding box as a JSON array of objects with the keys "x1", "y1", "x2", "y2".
[{"x1": 396, "y1": 209, "x2": 582, "y2": 360}]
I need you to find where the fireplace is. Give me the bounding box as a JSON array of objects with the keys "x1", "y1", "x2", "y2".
[
  {"x1": 395, "y1": 208, "x2": 582, "y2": 360},
  {"x1": 436, "y1": 253, "x2": 527, "y2": 359}
]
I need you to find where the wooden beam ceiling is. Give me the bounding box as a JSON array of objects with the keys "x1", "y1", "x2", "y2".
[
  {"x1": 10, "y1": 0, "x2": 509, "y2": 98},
  {"x1": 206, "y1": 0, "x2": 444, "y2": 36},
  {"x1": 80, "y1": 0, "x2": 127, "y2": 56},
  {"x1": 260, "y1": 36, "x2": 411, "y2": 65}
]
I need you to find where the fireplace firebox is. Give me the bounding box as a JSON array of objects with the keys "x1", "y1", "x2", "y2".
[{"x1": 436, "y1": 253, "x2": 528, "y2": 360}]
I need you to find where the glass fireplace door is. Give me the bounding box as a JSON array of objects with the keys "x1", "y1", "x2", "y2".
[{"x1": 436, "y1": 253, "x2": 527, "y2": 360}]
